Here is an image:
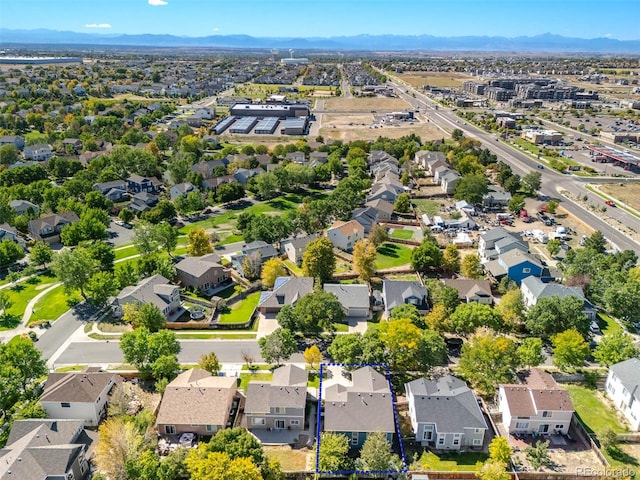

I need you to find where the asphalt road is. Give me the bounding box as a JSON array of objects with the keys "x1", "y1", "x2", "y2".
[
  {"x1": 387, "y1": 79, "x2": 640, "y2": 256},
  {"x1": 35, "y1": 303, "x2": 97, "y2": 360},
  {"x1": 53, "y1": 339, "x2": 305, "y2": 366}
]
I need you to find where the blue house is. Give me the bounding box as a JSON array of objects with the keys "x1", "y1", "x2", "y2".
[
  {"x1": 485, "y1": 249, "x2": 543, "y2": 285},
  {"x1": 323, "y1": 366, "x2": 395, "y2": 449}
]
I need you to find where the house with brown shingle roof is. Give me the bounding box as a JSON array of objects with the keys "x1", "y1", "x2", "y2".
[
  {"x1": 39, "y1": 368, "x2": 122, "y2": 426},
  {"x1": 326, "y1": 219, "x2": 365, "y2": 252},
  {"x1": 28, "y1": 211, "x2": 79, "y2": 244},
  {"x1": 498, "y1": 369, "x2": 574, "y2": 435},
  {"x1": 111, "y1": 274, "x2": 182, "y2": 321},
  {"x1": 175, "y1": 253, "x2": 231, "y2": 294},
  {"x1": 155, "y1": 368, "x2": 238, "y2": 437}
]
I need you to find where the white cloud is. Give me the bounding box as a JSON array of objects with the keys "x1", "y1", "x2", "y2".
[
  {"x1": 212, "y1": 27, "x2": 220, "y2": 32},
  {"x1": 85, "y1": 23, "x2": 112, "y2": 28},
  {"x1": 148, "y1": 0, "x2": 168, "y2": 6}
]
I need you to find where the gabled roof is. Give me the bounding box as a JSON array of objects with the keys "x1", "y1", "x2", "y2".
[
  {"x1": 521, "y1": 276, "x2": 584, "y2": 302},
  {"x1": 499, "y1": 249, "x2": 542, "y2": 269},
  {"x1": 40, "y1": 370, "x2": 121, "y2": 404},
  {"x1": 480, "y1": 227, "x2": 519, "y2": 244},
  {"x1": 324, "y1": 367, "x2": 395, "y2": 434},
  {"x1": 245, "y1": 365, "x2": 308, "y2": 414},
  {"x1": 175, "y1": 254, "x2": 224, "y2": 279},
  {"x1": 366, "y1": 198, "x2": 394, "y2": 215},
  {"x1": 115, "y1": 274, "x2": 177, "y2": 312},
  {"x1": 155, "y1": 369, "x2": 237, "y2": 427},
  {"x1": 327, "y1": 219, "x2": 365, "y2": 237},
  {"x1": 609, "y1": 358, "x2": 640, "y2": 401},
  {"x1": 382, "y1": 280, "x2": 428, "y2": 312},
  {"x1": 405, "y1": 375, "x2": 488, "y2": 432},
  {"x1": 442, "y1": 279, "x2": 493, "y2": 301},
  {"x1": 0, "y1": 419, "x2": 89, "y2": 480},
  {"x1": 242, "y1": 240, "x2": 278, "y2": 259},
  {"x1": 281, "y1": 233, "x2": 320, "y2": 251},
  {"x1": 324, "y1": 284, "x2": 370, "y2": 311},
  {"x1": 500, "y1": 369, "x2": 574, "y2": 417},
  {"x1": 258, "y1": 276, "x2": 314, "y2": 309}
]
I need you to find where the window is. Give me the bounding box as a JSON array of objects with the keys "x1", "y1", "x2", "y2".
[
  {"x1": 206, "y1": 425, "x2": 217, "y2": 433},
  {"x1": 515, "y1": 422, "x2": 529, "y2": 429},
  {"x1": 522, "y1": 268, "x2": 531, "y2": 273},
  {"x1": 473, "y1": 439, "x2": 482, "y2": 446},
  {"x1": 165, "y1": 425, "x2": 176, "y2": 434},
  {"x1": 555, "y1": 424, "x2": 564, "y2": 430},
  {"x1": 423, "y1": 425, "x2": 434, "y2": 441},
  {"x1": 437, "y1": 435, "x2": 445, "y2": 446},
  {"x1": 453, "y1": 434, "x2": 460, "y2": 446},
  {"x1": 274, "y1": 407, "x2": 286, "y2": 414},
  {"x1": 290, "y1": 420, "x2": 300, "y2": 426},
  {"x1": 252, "y1": 418, "x2": 265, "y2": 426},
  {"x1": 61, "y1": 402, "x2": 71, "y2": 408},
  {"x1": 352, "y1": 432, "x2": 359, "y2": 445},
  {"x1": 542, "y1": 411, "x2": 552, "y2": 418},
  {"x1": 275, "y1": 420, "x2": 285, "y2": 429},
  {"x1": 474, "y1": 428, "x2": 483, "y2": 434}
]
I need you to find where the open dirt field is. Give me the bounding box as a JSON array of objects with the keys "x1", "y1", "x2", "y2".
[
  {"x1": 599, "y1": 183, "x2": 640, "y2": 212},
  {"x1": 323, "y1": 96, "x2": 412, "y2": 112},
  {"x1": 320, "y1": 116, "x2": 444, "y2": 142},
  {"x1": 397, "y1": 71, "x2": 474, "y2": 89},
  {"x1": 557, "y1": 75, "x2": 640, "y2": 100}
]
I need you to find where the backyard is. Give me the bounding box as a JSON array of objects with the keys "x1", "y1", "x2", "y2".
[
  {"x1": 217, "y1": 291, "x2": 261, "y2": 325},
  {"x1": 412, "y1": 199, "x2": 440, "y2": 217},
  {"x1": 376, "y1": 242, "x2": 412, "y2": 269},
  {"x1": 264, "y1": 446, "x2": 309, "y2": 472},
  {"x1": 390, "y1": 228, "x2": 415, "y2": 240},
  {"x1": 565, "y1": 384, "x2": 626, "y2": 435},
  {"x1": 414, "y1": 451, "x2": 487, "y2": 471}
]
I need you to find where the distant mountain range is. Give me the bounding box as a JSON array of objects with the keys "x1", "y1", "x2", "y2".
[{"x1": 1, "y1": 29, "x2": 640, "y2": 53}]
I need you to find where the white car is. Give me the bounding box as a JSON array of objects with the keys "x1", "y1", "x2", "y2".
[{"x1": 114, "y1": 220, "x2": 125, "y2": 227}]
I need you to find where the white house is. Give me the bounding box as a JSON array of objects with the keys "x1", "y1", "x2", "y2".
[
  {"x1": 521, "y1": 276, "x2": 596, "y2": 320},
  {"x1": 39, "y1": 369, "x2": 122, "y2": 427},
  {"x1": 326, "y1": 220, "x2": 365, "y2": 252},
  {"x1": 498, "y1": 369, "x2": 574, "y2": 435},
  {"x1": 605, "y1": 358, "x2": 640, "y2": 431},
  {"x1": 23, "y1": 143, "x2": 53, "y2": 161}
]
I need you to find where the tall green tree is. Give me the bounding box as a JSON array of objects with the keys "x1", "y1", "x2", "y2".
[
  {"x1": 357, "y1": 431, "x2": 401, "y2": 473},
  {"x1": 454, "y1": 174, "x2": 489, "y2": 205},
  {"x1": 51, "y1": 247, "x2": 98, "y2": 299},
  {"x1": 551, "y1": 329, "x2": 590, "y2": 371},
  {"x1": 449, "y1": 303, "x2": 503, "y2": 334},
  {"x1": 29, "y1": 242, "x2": 53, "y2": 268},
  {"x1": 317, "y1": 433, "x2": 352, "y2": 472},
  {"x1": 302, "y1": 237, "x2": 335, "y2": 284},
  {"x1": 353, "y1": 239, "x2": 377, "y2": 282},
  {"x1": 258, "y1": 328, "x2": 297, "y2": 365},
  {"x1": 442, "y1": 243, "x2": 461, "y2": 272},
  {"x1": 593, "y1": 331, "x2": 637, "y2": 366},
  {"x1": 525, "y1": 296, "x2": 589, "y2": 338},
  {"x1": 119, "y1": 328, "x2": 180, "y2": 379},
  {"x1": 410, "y1": 239, "x2": 443, "y2": 272}
]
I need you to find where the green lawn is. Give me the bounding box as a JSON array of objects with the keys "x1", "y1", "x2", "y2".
[
  {"x1": 598, "y1": 312, "x2": 623, "y2": 335},
  {"x1": 390, "y1": 228, "x2": 414, "y2": 240},
  {"x1": 418, "y1": 451, "x2": 487, "y2": 471},
  {"x1": 114, "y1": 244, "x2": 139, "y2": 261},
  {"x1": 29, "y1": 284, "x2": 81, "y2": 325},
  {"x1": 218, "y1": 233, "x2": 244, "y2": 245},
  {"x1": 264, "y1": 447, "x2": 308, "y2": 472},
  {"x1": 332, "y1": 322, "x2": 349, "y2": 333},
  {"x1": 376, "y1": 242, "x2": 412, "y2": 269},
  {"x1": 239, "y1": 372, "x2": 273, "y2": 392},
  {"x1": 283, "y1": 260, "x2": 303, "y2": 276},
  {"x1": 565, "y1": 384, "x2": 626, "y2": 435},
  {"x1": 1, "y1": 273, "x2": 57, "y2": 328},
  {"x1": 412, "y1": 199, "x2": 440, "y2": 217},
  {"x1": 218, "y1": 291, "x2": 261, "y2": 325}
]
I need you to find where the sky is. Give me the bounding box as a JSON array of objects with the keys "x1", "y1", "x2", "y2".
[{"x1": 0, "y1": 0, "x2": 639, "y2": 40}]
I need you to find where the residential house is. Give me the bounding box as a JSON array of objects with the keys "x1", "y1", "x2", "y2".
[
  {"x1": 175, "y1": 254, "x2": 231, "y2": 293},
  {"x1": 455, "y1": 200, "x2": 476, "y2": 216},
  {"x1": 126, "y1": 174, "x2": 160, "y2": 193},
  {"x1": 169, "y1": 182, "x2": 197, "y2": 200},
  {"x1": 39, "y1": 368, "x2": 121, "y2": 426},
  {"x1": 441, "y1": 171, "x2": 461, "y2": 195},
  {"x1": 309, "y1": 151, "x2": 328, "y2": 167},
  {"x1": 280, "y1": 233, "x2": 320, "y2": 266},
  {"x1": 23, "y1": 143, "x2": 53, "y2": 161},
  {"x1": 191, "y1": 158, "x2": 230, "y2": 179},
  {"x1": 367, "y1": 184, "x2": 400, "y2": 204},
  {"x1": 433, "y1": 165, "x2": 451, "y2": 184},
  {"x1": 231, "y1": 240, "x2": 279, "y2": 277},
  {"x1": 203, "y1": 175, "x2": 236, "y2": 192},
  {"x1": 9, "y1": 199, "x2": 39, "y2": 216},
  {"x1": 382, "y1": 280, "x2": 429, "y2": 317},
  {"x1": 93, "y1": 179, "x2": 129, "y2": 202},
  {"x1": 0, "y1": 419, "x2": 92, "y2": 480},
  {"x1": 234, "y1": 168, "x2": 263, "y2": 186},
  {"x1": 324, "y1": 284, "x2": 371, "y2": 318},
  {"x1": 245, "y1": 365, "x2": 308, "y2": 431},
  {"x1": 442, "y1": 279, "x2": 493, "y2": 305},
  {"x1": 483, "y1": 188, "x2": 512, "y2": 208},
  {"x1": 258, "y1": 276, "x2": 314, "y2": 314},
  {"x1": 365, "y1": 198, "x2": 394, "y2": 221},
  {"x1": 112, "y1": 274, "x2": 182, "y2": 321},
  {"x1": 415, "y1": 150, "x2": 445, "y2": 170},
  {"x1": 499, "y1": 369, "x2": 574, "y2": 435},
  {"x1": 405, "y1": 375, "x2": 488, "y2": 450},
  {"x1": 0, "y1": 223, "x2": 25, "y2": 248},
  {"x1": 285, "y1": 151, "x2": 306, "y2": 164},
  {"x1": 326, "y1": 220, "x2": 365, "y2": 252},
  {"x1": 62, "y1": 138, "x2": 83, "y2": 153},
  {"x1": 605, "y1": 358, "x2": 640, "y2": 431},
  {"x1": 28, "y1": 211, "x2": 79, "y2": 244},
  {"x1": 0, "y1": 135, "x2": 25, "y2": 150},
  {"x1": 129, "y1": 191, "x2": 159, "y2": 214},
  {"x1": 156, "y1": 368, "x2": 238, "y2": 436},
  {"x1": 478, "y1": 227, "x2": 525, "y2": 260},
  {"x1": 323, "y1": 366, "x2": 396, "y2": 449},
  {"x1": 351, "y1": 207, "x2": 379, "y2": 234},
  {"x1": 521, "y1": 276, "x2": 596, "y2": 320},
  {"x1": 485, "y1": 249, "x2": 544, "y2": 285}
]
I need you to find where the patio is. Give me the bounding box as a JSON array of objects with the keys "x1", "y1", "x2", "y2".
[{"x1": 243, "y1": 402, "x2": 317, "y2": 448}]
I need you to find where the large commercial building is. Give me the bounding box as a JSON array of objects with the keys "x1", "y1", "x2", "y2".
[
  {"x1": 230, "y1": 103, "x2": 309, "y2": 118},
  {"x1": 522, "y1": 129, "x2": 563, "y2": 145},
  {"x1": 255, "y1": 117, "x2": 280, "y2": 134},
  {"x1": 281, "y1": 117, "x2": 308, "y2": 135},
  {"x1": 211, "y1": 116, "x2": 236, "y2": 134},
  {"x1": 229, "y1": 116, "x2": 258, "y2": 134}
]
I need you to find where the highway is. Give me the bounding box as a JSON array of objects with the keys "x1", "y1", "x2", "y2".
[{"x1": 387, "y1": 78, "x2": 640, "y2": 256}]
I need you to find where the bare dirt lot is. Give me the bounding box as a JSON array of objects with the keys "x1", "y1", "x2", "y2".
[
  {"x1": 320, "y1": 115, "x2": 444, "y2": 142},
  {"x1": 323, "y1": 96, "x2": 412, "y2": 112},
  {"x1": 397, "y1": 71, "x2": 474, "y2": 89},
  {"x1": 599, "y1": 183, "x2": 640, "y2": 212}
]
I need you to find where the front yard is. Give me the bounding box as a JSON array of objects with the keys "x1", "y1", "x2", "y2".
[{"x1": 376, "y1": 242, "x2": 412, "y2": 269}]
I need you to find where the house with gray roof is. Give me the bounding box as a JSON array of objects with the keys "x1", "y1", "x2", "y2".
[
  {"x1": 0, "y1": 419, "x2": 92, "y2": 480},
  {"x1": 324, "y1": 284, "x2": 370, "y2": 318},
  {"x1": 521, "y1": 276, "x2": 595, "y2": 320},
  {"x1": 93, "y1": 180, "x2": 128, "y2": 202},
  {"x1": 231, "y1": 240, "x2": 279, "y2": 277},
  {"x1": 441, "y1": 171, "x2": 461, "y2": 195},
  {"x1": 415, "y1": 150, "x2": 445, "y2": 170},
  {"x1": 175, "y1": 253, "x2": 231, "y2": 294},
  {"x1": 605, "y1": 358, "x2": 640, "y2": 430},
  {"x1": 111, "y1": 274, "x2": 182, "y2": 321},
  {"x1": 405, "y1": 375, "x2": 488, "y2": 450},
  {"x1": 485, "y1": 249, "x2": 544, "y2": 285},
  {"x1": 0, "y1": 223, "x2": 25, "y2": 248},
  {"x1": 280, "y1": 233, "x2": 320, "y2": 265},
  {"x1": 28, "y1": 211, "x2": 79, "y2": 244},
  {"x1": 245, "y1": 365, "x2": 308, "y2": 433},
  {"x1": 258, "y1": 276, "x2": 314, "y2": 314},
  {"x1": 483, "y1": 188, "x2": 512, "y2": 208},
  {"x1": 155, "y1": 368, "x2": 238, "y2": 437},
  {"x1": 442, "y1": 279, "x2": 493, "y2": 305},
  {"x1": 352, "y1": 207, "x2": 379, "y2": 234},
  {"x1": 365, "y1": 198, "x2": 394, "y2": 221},
  {"x1": 323, "y1": 366, "x2": 396, "y2": 449},
  {"x1": 169, "y1": 181, "x2": 197, "y2": 200},
  {"x1": 23, "y1": 143, "x2": 53, "y2": 161},
  {"x1": 9, "y1": 199, "x2": 39, "y2": 216},
  {"x1": 233, "y1": 167, "x2": 263, "y2": 185},
  {"x1": 40, "y1": 368, "x2": 122, "y2": 426},
  {"x1": 0, "y1": 134, "x2": 25, "y2": 150},
  {"x1": 478, "y1": 227, "x2": 525, "y2": 260},
  {"x1": 382, "y1": 280, "x2": 429, "y2": 317}
]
